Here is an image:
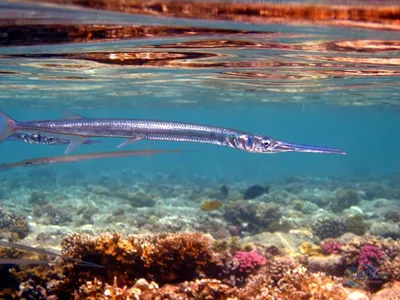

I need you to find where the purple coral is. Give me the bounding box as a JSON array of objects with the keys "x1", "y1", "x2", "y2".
[
  {"x1": 321, "y1": 240, "x2": 343, "y2": 254},
  {"x1": 358, "y1": 245, "x2": 383, "y2": 267},
  {"x1": 233, "y1": 251, "x2": 267, "y2": 274}
]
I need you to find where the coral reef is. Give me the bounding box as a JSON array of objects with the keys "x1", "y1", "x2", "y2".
[
  {"x1": 347, "y1": 215, "x2": 367, "y2": 236},
  {"x1": 321, "y1": 239, "x2": 343, "y2": 255},
  {"x1": 33, "y1": 204, "x2": 72, "y2": 225},
  {"x1": 2, "y1": 165, "x2": 400, "y2": 299},
  {"x1": 312, "y1": 216, "x2": 348, "y2": 240},
  {"x1": 224, "y1": 200, "x2": 282, "y2": 235},
  {"x1": 0, "y1": 206, "x2": 29, "y2": 241},
  {"x1": 358, "y1": 245, "x2": 383, "y2": 267},
  {"x1": 115, "y1": 189, "x2": 157, "y2": 207},
  {"x1": 232, "y1": 251, "x2": 267, "y2": 276},
  {"x1": 371, "y1": 281, "x2": 400, "y2": 300},
  {"x1": 331, "y1": 189, "x2": 361, "y2": 213},
  {"x1": 60, "y1": 232, "x2": 223, "y2": 288}
]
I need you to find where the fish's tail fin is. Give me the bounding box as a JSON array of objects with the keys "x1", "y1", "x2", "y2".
[{"x1": 0, "y1": 110, "x2": 17, "y2": 142}]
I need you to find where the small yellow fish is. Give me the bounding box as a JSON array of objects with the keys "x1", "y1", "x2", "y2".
[{"x1": 201, "y1": 200, "x2": 222, "y2": 212}]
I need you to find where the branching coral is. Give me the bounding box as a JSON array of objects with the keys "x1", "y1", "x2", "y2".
[
  {"x1": 265, "y1": 256, "x2": 299, "y2": 282},
  {"x1": 0, "y1": 207, "x2": 30, "y2": 241},
  {"x1": 312, "y1": 216, "x2": 347, "y2": 240},
  {"x1": 76, "y1": 277, "x2": 158, "y2": 300},
  {"x1": 358, "y1": 245, "x2": 383, "y2": 267},
  {"x1": 381, "y1": 256, "x2": 400, "y2": 282},
  {"x1": 60, "y1": 232, "x2": 224, "y2": 291},
  {"x1": 232, "y1": 251, "x2": 267, "y2": 275},
  {"x1": 274, "y1": 266, "x2": 350, "y2": 299},
  {"x1": 321, "y1": 239, "x2": 343, "y2": 255}
]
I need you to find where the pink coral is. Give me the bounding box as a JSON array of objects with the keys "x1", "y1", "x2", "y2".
[
  {"x1": 321, "y1": 240, "x2": 343, "y2": 254},
  {"x1": 233, "y1": 251, "x2": 267, "y2": 274},
  {"x1": 358, "y1": 245, "x2": 383, "y2": 267}
]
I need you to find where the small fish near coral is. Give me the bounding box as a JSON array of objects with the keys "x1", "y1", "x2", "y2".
[
  {"x1": 200, "y1": 200, "x2": 223, "y2": 212},
  {"x1": 244, "y1": 185, "x2": 270, "y2": 200}
]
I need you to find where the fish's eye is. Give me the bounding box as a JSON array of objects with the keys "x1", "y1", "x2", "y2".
[
  {"x1": 263, "y1": 140, "x2": 271, "y2": 146},
  {"x1": 25, "y1": 161, "x2": 32, "y2": 165}
]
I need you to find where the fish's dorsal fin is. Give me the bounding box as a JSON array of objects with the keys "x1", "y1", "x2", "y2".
[{"x1": 62, "y1": 110, "x2": 85, "y2": 120}]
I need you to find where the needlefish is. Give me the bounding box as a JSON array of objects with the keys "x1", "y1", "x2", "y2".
[
  {"x1": 0, "y1": 149, "x2": 184, "y2": 170},
  {"x1": 0, "y1": 110, "x2": 346, "y2": 155},
  {"x1": 6, "y1": 132, "x2": 100, "y2": 146}
]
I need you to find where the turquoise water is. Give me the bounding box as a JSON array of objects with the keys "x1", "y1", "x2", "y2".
[{"x1": 1, "y1": 2, "x2": 400, "y2": 182}]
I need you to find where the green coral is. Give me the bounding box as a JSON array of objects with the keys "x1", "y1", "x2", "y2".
[
  {"x1": 291, "y1": 198, "x2": 304, "y2": 211},
  {"x1": 331, "y1": 189, "x2": 361, "y2": 213},
  {"x1": 347, "y1": 215, "x2": 366, "y2": 235}
]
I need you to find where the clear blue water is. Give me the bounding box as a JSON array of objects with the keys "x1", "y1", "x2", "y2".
[{"x1": 0, "y1": 1, "x2": 400, "y2": 182}]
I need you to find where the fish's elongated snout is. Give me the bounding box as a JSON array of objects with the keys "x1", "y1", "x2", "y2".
[{"x1": 273, "y1": 140, "x2": 347, "y2": 154}]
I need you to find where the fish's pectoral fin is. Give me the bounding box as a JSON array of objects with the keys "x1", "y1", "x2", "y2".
[
  {"x1": 65, "y1": 136, "x2": 88, "y2": 154},
  {"x1": 117, "y1": 137, "x2": 141, "y2": 149},
  {"x1": 61, "y1": 110, "x2": 85, "y2": 120}
]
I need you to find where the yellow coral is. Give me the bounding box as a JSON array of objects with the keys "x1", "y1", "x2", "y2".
[{"x1": 299, "y1": 242, "x2": 323, "y2": 256}]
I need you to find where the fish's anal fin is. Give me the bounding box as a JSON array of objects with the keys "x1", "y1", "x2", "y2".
[
  {"x1": 64, "y1": 136, "x2": 88, "y2": 154},
  {"x1": 62, "y1": 110, "x2": 85, "y2": 120},
  {"x1": 117, "y1": 137, "x2": 141, "y2": 149}
]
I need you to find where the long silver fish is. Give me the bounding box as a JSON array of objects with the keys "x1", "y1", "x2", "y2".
[
  {"x1": 0, "y1": 149, "x2": 185, "y2": 170},
  {"x1": 0, "y1": 110, "x2": 346, "y2": 155},
  {"x1": 7, "y1": 132, "x2": 101, "y2": 146}
]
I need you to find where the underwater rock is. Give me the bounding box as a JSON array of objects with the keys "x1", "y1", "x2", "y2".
[
  {"x1": 307, "y1": 255, "x2": 344, "y2": 277},
  {"x1": 115, "y1": 189, "x2": 157, "y2": 207},
  {"x1": 242, "y1": 231, "x2": 305, "y2": 253},
  {"x1": 347, "y1": 215, "x2": 367, "y2": 236},
  {"x1": 371, "y1": 281, "x2": 400, "y2": 300},
  {"x1": 194, "y1": 217, "x2": 231, "y2": 240},
  {"x1": 344, "y1": 206, "x2": 364, "y2": 216},
  {"x1": 312, "y1": 216, "x2": 348, "y2": 240},
  {"x1": 80, "y1": 206, "x2": 100, "y2": 223},
  {"x1": 368, "y1": 222, "x2": 400, "y2": 239},
  {"x1": 224, "y1": 200, "x2": 282, "y2": 234},
  {"x1": 360, "y1": 182, "x2": 394, "y2": 200},
  {"x1": 332, "y1": 189, "x2": 361, "y2": 213},
  {"x1": 0, "y1": 206, "x2": 29, "y2": 241},
  {"x1": 243, "y1": 185, "x2": 269, "y2": 200},
  {"x1": 300, "y1": 201, "x2": 320, "y2": 214},
  {"x1": 347, "y1": 291, "x2": 370, "y2": 300},
  {"x1": 28, "y1": 190, "x2": 47, "y2": 206},
  {"x1": 33, "y1": 204, "x2": 72, "y2": 226},
  {"x1": 383, "y1": 208, "x2": 400, "y2": 223}
]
